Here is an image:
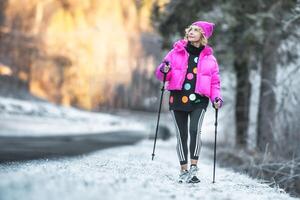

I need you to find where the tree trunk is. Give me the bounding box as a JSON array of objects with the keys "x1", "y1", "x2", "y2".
[
  {"x1": 232, "y1": 21, "x2": 252, "y2": 148},
  {"x1": 234, "y1": 58, "x2": 251, "y2": 148},
  {"x1": 256, "y1": 19, "x2": 280, "y2": 152}
]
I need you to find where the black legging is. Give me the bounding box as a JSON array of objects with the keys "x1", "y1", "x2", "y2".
[{"x1": 170, "y1": 108, "x2": 206, "y2": 165}]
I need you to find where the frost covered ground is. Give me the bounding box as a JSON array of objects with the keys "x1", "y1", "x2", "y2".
[
  {"x1": 1, "y1": 96, "x2": 296, "y2": 200},
  {"x1": 0, "y1": 137, "x2": 297, "y2": 200},
  {"x1": 0, "y1": 97, "x2": 147, "y2": 136}
]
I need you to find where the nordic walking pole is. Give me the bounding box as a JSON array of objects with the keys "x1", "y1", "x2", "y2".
[
  {"x1": 212, "y1": 107, "x2": 219, "y2": 183},
  {"x1": 152, "y1": 62, "x2": 169, "y2": 161}
]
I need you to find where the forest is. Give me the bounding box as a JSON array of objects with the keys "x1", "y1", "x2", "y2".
[
  {"x1": 0, "y1": 0, "x2": 300, "y2": 197},
  {"x1": 151, "y1": 0, "x2": 300, "y2": 195}
]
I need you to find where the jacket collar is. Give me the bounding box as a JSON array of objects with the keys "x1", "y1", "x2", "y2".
[{"x1": 172, "y1": 39, "x2": 213, "y2": 57}]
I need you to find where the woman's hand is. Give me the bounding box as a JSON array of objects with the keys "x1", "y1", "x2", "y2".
[
  {"x1": 160, "y1": 61, "x2": 171, "y2": 74},
  {"x1": 213, "y1": 97, "x2": 223, "y2": 109}
]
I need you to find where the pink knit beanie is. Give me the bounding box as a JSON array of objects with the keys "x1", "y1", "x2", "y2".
[{"x1": 191, "y1": 21, "x2": 215, "y2": 39}]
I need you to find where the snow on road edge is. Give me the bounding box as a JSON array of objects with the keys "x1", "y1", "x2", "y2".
[{"x1": 0, "y1": 97, "x2": 148, "y2": 136}]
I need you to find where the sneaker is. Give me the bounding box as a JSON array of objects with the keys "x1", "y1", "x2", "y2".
[
  {"x1": 187, "y1": 165, "x2": 200, "y2": 183},
  {"x1": 177, "y1": 170, "x2": 190, "y2": 183}
]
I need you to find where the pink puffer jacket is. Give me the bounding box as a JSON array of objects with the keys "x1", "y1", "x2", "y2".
[{"x1": 154, "y1": 39, "x2": 222, "y2": 103}]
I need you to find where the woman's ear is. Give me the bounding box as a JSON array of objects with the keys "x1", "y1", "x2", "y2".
[{"x1": 200, "y1": 30, "x2": 206, "y2": 39}]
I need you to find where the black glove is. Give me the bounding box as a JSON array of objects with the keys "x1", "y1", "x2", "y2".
[
  {"x1": 160, "y1": 61, "x2": 171, "y2": 74},
  {"x1": 212, "y1": 97, "x2": 223, "y2": 109}
]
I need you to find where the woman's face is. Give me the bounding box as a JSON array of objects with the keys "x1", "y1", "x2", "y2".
[{"x1": 187, "y1": 25, "x2": 204, "y2": 42}]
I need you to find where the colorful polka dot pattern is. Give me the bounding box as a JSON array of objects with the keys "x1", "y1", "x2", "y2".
[
  {"x1": 187, "y1": 73, "x2": 194, "y2": 80},
  {"x1": 194, "y1": 57, "x2": 198, "y2": 63},
  {"x1": 169, "y1": 54, "x2": 205, "y2": 108},
  {"x1": 189, "y1": 93, "x2": 196, "y2": 101},
  {"x1": 184, "y1": 83, "x2": 191, "y2": 90},
  {"x1": 193, "y1": 67, "x2": 197, "y2": 74},
  {"x1": 169, "y1": 95, "x2": 174, "y2": 103},
  {"x1": 181, "y1": 96, "x2": 188, "y2": 103}
]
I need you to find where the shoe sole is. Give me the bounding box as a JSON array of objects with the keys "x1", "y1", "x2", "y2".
[
  {"x1": 187, "y1": 176, "x2": 201, "y2": 183},
  {"x1": 187, "y1": 180, "x2": 200, "y2": 183}
]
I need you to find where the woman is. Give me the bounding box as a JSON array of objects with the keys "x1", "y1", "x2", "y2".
[{"x1": 154, "y1": 21, "x2": 223, "y2": 183}]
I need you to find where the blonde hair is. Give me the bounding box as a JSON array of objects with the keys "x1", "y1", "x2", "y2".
[{"x1": 184, "y1": 25, "x2": 208, "y2": 46}]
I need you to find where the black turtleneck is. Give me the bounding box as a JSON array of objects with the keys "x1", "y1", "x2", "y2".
[{"x1": 185, "y1": 41, "x2": 204, "y2": 55}]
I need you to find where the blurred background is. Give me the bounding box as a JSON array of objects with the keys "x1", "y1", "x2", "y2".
[{"x1": 0, "y1": 0, "x2": 300, "y2": 197}]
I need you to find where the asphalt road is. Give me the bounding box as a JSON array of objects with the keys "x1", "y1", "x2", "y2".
[{"x1": 0, "y1": 130, "x2": 147, "y2": 162}]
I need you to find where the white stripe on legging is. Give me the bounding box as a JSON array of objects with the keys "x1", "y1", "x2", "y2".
[
  {"x1": 194, "y1": 129, "x2": 200, "y2": 157},
  {"x1": 194, "y1": 109, "x2": 205, "y2": 156},
  {"x1": 170, "y1": 111, "x2": 184, "y2": 161},
  {"x1": 170, "y1": 110, "x2": 185, "y2": 161},
  {"x1": 171, "y1": 111, "x2": 185, "y2": 161},
  {"x1": 196, "y1": 109, "x2": 205, "y2": 156},
  {"x1": 194, "y1": 110, "x2": 202, "y2": 156}
]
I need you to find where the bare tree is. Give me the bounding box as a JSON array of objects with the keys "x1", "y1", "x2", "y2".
[{"x1": 257, "y1": 0, "x2": 298, "y2": 152}]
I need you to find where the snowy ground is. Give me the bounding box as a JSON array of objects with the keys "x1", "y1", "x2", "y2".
[
  {"x1": 1, "y1": 96, "x2": 294, "y2": 199},
  {"x1": 0, "y1": 97, "x2": 148, "y2": 136},
  {"x1": 0, "y1": 137, "x2": 297, "y2": 200}
]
